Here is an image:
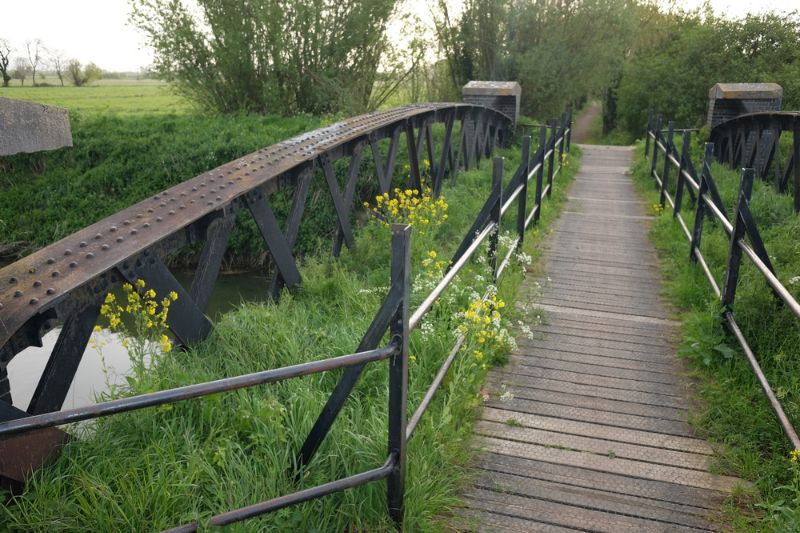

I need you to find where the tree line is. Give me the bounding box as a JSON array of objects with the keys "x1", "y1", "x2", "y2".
[{"x1": 0, "y1": 38, "x2": 101, "y2": 87}]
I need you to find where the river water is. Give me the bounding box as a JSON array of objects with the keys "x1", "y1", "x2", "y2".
[{"x1": 6, "y1": 271, "x2": 269, "y2": 411}]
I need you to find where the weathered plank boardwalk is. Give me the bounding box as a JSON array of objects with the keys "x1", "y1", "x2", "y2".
[{"x1": 461, "y1": 145, "x2": 745, "y2": 532}]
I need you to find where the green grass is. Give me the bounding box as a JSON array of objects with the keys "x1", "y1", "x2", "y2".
[
  {"x1": 0, "y1": 82, "x2": 192, "y2": 115},
  {"x1": 630, "y1": 143, "x2": 800, "y2": 530},
  {"x1": 0, "y1": 141, "x2": 579, "y2": 531}
]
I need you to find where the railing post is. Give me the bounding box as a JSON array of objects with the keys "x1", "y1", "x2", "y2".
[
  {"x1": 674, "y1": 130, "x2": 691, "y2": 217},
  {"x1": 488, "y1": 157, "x2": 503, "y2": 279},
  {"x1": 547, "y1": 120, "x2": 555, "y2": 197},
  {"x1": 535, "y1": 126, "x2": 546, "y2": 223},
  {"x1": 644, "y1": 109, "x2": 653, "y2": 158},
  {"x1": 566, "y1": 108, "x2": 572, "y2": 153},
  {"x1": 660, "y1": 121, "x2": 675, "y2": 207},
  {"x1": 721, "y1": 169, "x2": 754, "y2": 310},
  {"x1": 690, "y1": 143, "x2": 714, "y2": 263},
  {"x1": 650, "y1": 115, "x2": 662, "y2": 180},
  {"x1": 517, "y1": 136, "x2": 531, "y2": 245},
  {"x1": 558, "y1": 112, "x2": 566, "y2": 167},
  {"x1": 794, "y1": 123, "x2": 800, "y2": 213},
  {"x1": 387, "y1": 223, "x2": 411, "y2": 529}
]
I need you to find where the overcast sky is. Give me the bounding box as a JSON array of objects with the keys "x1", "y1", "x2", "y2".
[{"x1": 2, "y1": 0, "x2": 798, "y2": 72}]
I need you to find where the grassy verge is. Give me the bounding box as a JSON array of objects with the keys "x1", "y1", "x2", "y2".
[
  {"x1": 0, "y1": 140, "x2": 580, "y2": 531},
  {"x1": 629, "y1": 143, "x2": 800, "y2": 530}
]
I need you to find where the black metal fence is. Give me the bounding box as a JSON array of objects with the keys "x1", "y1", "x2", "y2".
[
  {"x1": 0, "y1": 114, "x2": 572, "y2": 530},
  {"x1": 644, "y1": 113, "x2": 800, "y2": 450}
]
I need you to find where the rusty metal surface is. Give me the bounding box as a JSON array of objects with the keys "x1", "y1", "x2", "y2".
[{"x1": 0, "y1": 103, "x2": 509, "y2": 355}]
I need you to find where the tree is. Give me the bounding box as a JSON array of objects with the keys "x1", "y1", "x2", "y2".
[
  {"x1": 67, "y1": 59, "x2": 102, "y2": 86},
  {"x1": 50, "y1": 49, "x2": 67, "y2": 86},
  {"x1": 26, "y1": 38, "x2": 43, "y2": 86},
  {"x1": 12, "y1": 57, "x2": 31, "y2": 86},
  {"x1": 129, "y1": 0, "x2": 398, "y2": 115},
  {"x1": 0, "y1": 38, "x2": 12, "y2": 87}
]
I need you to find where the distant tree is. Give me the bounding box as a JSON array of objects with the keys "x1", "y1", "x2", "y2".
[
  {"x1": 67, "y1": 59, "x2": 102, "y2": 86},
  {"x1": 12, "y1": 57, "x2": 31, "y2": 86},
  {"x1": 0, "y1": 38, "x2": 12, "y2": 87},
  {"x1": 49, "y1": 49, "x2": 67, "y2": 86},
  {"x1": 130, "y1": 0, "x2": 398, "y2": 115},
  {"x1": 26, "y1": 39, "x2": 44, "y2": 86}
]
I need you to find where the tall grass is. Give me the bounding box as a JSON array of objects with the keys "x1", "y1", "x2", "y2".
[
  {"x1": 630, "y1": 143, "x2": 800, "y2": 530},
  {"x1": 0, "y1": 142, "x2": 580, "y2": 531}
]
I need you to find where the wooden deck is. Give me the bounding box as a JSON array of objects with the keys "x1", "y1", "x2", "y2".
[{"x1": 461, "y1": 145, "x2": 745, "y2": 532}]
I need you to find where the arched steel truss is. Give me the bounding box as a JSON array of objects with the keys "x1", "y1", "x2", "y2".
[
  {"x1": 710, "y1": 111, "x2": 800, "y2": 211},
  {"x1": 0, "y1": 103, "x2": 512, "y2": 424}
]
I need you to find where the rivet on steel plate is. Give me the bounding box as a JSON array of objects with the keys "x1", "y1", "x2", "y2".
[
  {"x1": 131, "y1": 229, "x2": 138, "y2": 235},
  {"x1": 144, "y1": 223, "x2": 150, "y2": 228},
  {"x1": 29, "y1": 298, "x2": 38, "y2": 305},
  {"x1": 64, "y1": 249, "x2": 72, "y2": 256},
  {"x1": 46, "y1": 288, "x2": 55, "y2": 295},
  {"x1": 69, "y1": 262, "x2": 77, "y2": 268},
  {"x1": 52, "y1": 271, "x2": 59, "y2": 277},
  {"x1": 33, "y1": 280, "x2": 41, "y2": 287},
  {"x1": 46, "y1": 258, "x2": 55, "y2": 264},
  {"x1": 116, "y1": 237, "x2": 124, "y2": 243},
  {"x1": 95, "y1": 233, "x2": 103, "y2": 239},
  {"x1": 86, "y1": 253, "x2": 95, "y2": 259},
  {"x1": 14, "y1": 290, "x2": 22, "y2": 298},
  {"x1": 156, "y1": 217, "x2": 163, "y2": 222},
  {"x1": 110, "y1": 226, "x2": 117, "y2": 232},
  {"x1": 101, "y1": 244, "x2": 110, "y2": 251},
  {"x1": 80, "y1": 241, "x2": 88, "y2": 247},
  {"x1": 169, "y1": 210, "x2": 175, "y2": 216}
]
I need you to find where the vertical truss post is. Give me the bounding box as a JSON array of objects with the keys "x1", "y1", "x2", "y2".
[
  {"x1": 424, "y1": 121, "x2": 436, "y2": 186},
  {"x1": 271, "y1": 168, "x2": 313, "y2": 298},
  {"x1": 489, "y1": 157, "x2": 503, "y2": 280},
  {"x1": 405, "y1": 120, "x2": 423, "y2": 191},
  {"x1": 644, "y1": 109, "x2": 653, "y2": 157},
  {"x1": 27, "y1": 295, "x2": 101, "y2": 414},
  {"x1": 690, "y1": 144, "x2": 715, "y2": 263},
  {"x1": 660, "y1": 121, "x2": 675, "y2": 208},
  {"x1": 517, "y1": 136, "x2": 531, "y2": 244},
  {"x1": 535, "y1": 126, "x2": 546, "y2": 223},
  {"x1": 547, "y1": 120, "x2": 555, "y2": 197},
  {"x1": 387, "y1": 223, "x2": 410, "y2": 529},
  {"x1": 433, "y1": 113, "x2": 455, "y2": 197},
  {"x1": 333, "y1": 142, "x2": 366, "y2": 256},
  {"x1": 650, "y1": 115, "x2": 662, "y2": 179},
  {"x1": 674, "y1": 130, "x2": 691, "y2": 218},
  {"x1": 190, "y1": 211, "x2": 235, "y2": 311},
  {"x1": 721, "y1": 169, "x2": 755, "y2": 309}
]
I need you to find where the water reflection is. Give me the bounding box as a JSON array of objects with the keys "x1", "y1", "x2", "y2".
[{"x1": 7, "y1": 271, "x2": 270, "y2": 412}]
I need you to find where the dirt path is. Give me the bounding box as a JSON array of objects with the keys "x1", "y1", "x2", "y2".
[{"x1": 570, "y1": 100, "x2": 601, "y2": 143}]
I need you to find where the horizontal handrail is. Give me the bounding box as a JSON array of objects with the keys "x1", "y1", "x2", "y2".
[{"x1": 0, "y1": 345, "x2": 398, "y2": 437}]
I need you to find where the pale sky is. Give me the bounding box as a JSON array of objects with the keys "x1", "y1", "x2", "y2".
[{"x1": 1, "y1": 0, "x2": 798, "y2": 72}]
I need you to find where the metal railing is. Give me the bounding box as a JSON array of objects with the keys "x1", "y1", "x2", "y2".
[
  {"x1": 0, "y1": 114, "x2": 572, "y2": 530},
  {"x1": 645, "y1": 112, "x2": 800, "y2": 450}
]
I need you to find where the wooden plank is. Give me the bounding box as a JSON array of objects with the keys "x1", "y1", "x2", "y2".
[
  {"x1": 477, "y1": 436, "x2": 743, "y2": 492},
  {"x1": 473, "y1": 470, "x2": 714, "y2": 529},
  {"x1": 475, "y1": 420, "x2": 711, "y2": 470},
  {"x1": 480, "y1": 407, "x2": 712, "y2": 454}
]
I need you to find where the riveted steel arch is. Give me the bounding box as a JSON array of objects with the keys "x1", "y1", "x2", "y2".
[{"x1": 0, "y1": 103, "x2": 512, "y2": 421}]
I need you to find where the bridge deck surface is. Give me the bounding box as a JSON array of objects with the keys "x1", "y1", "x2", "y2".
[{"x1": 461, "y1": 145, "x2": 744, "y2": 531}]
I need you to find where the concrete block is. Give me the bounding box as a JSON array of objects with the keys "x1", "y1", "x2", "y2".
[{"x1": 0, "y1": 97, "x2": 73, "y2": 157}]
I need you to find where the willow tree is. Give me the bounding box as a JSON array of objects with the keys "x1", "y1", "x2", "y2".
[{"x1": 130, "y1": 0, "x2": 397, "y2": 115}]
